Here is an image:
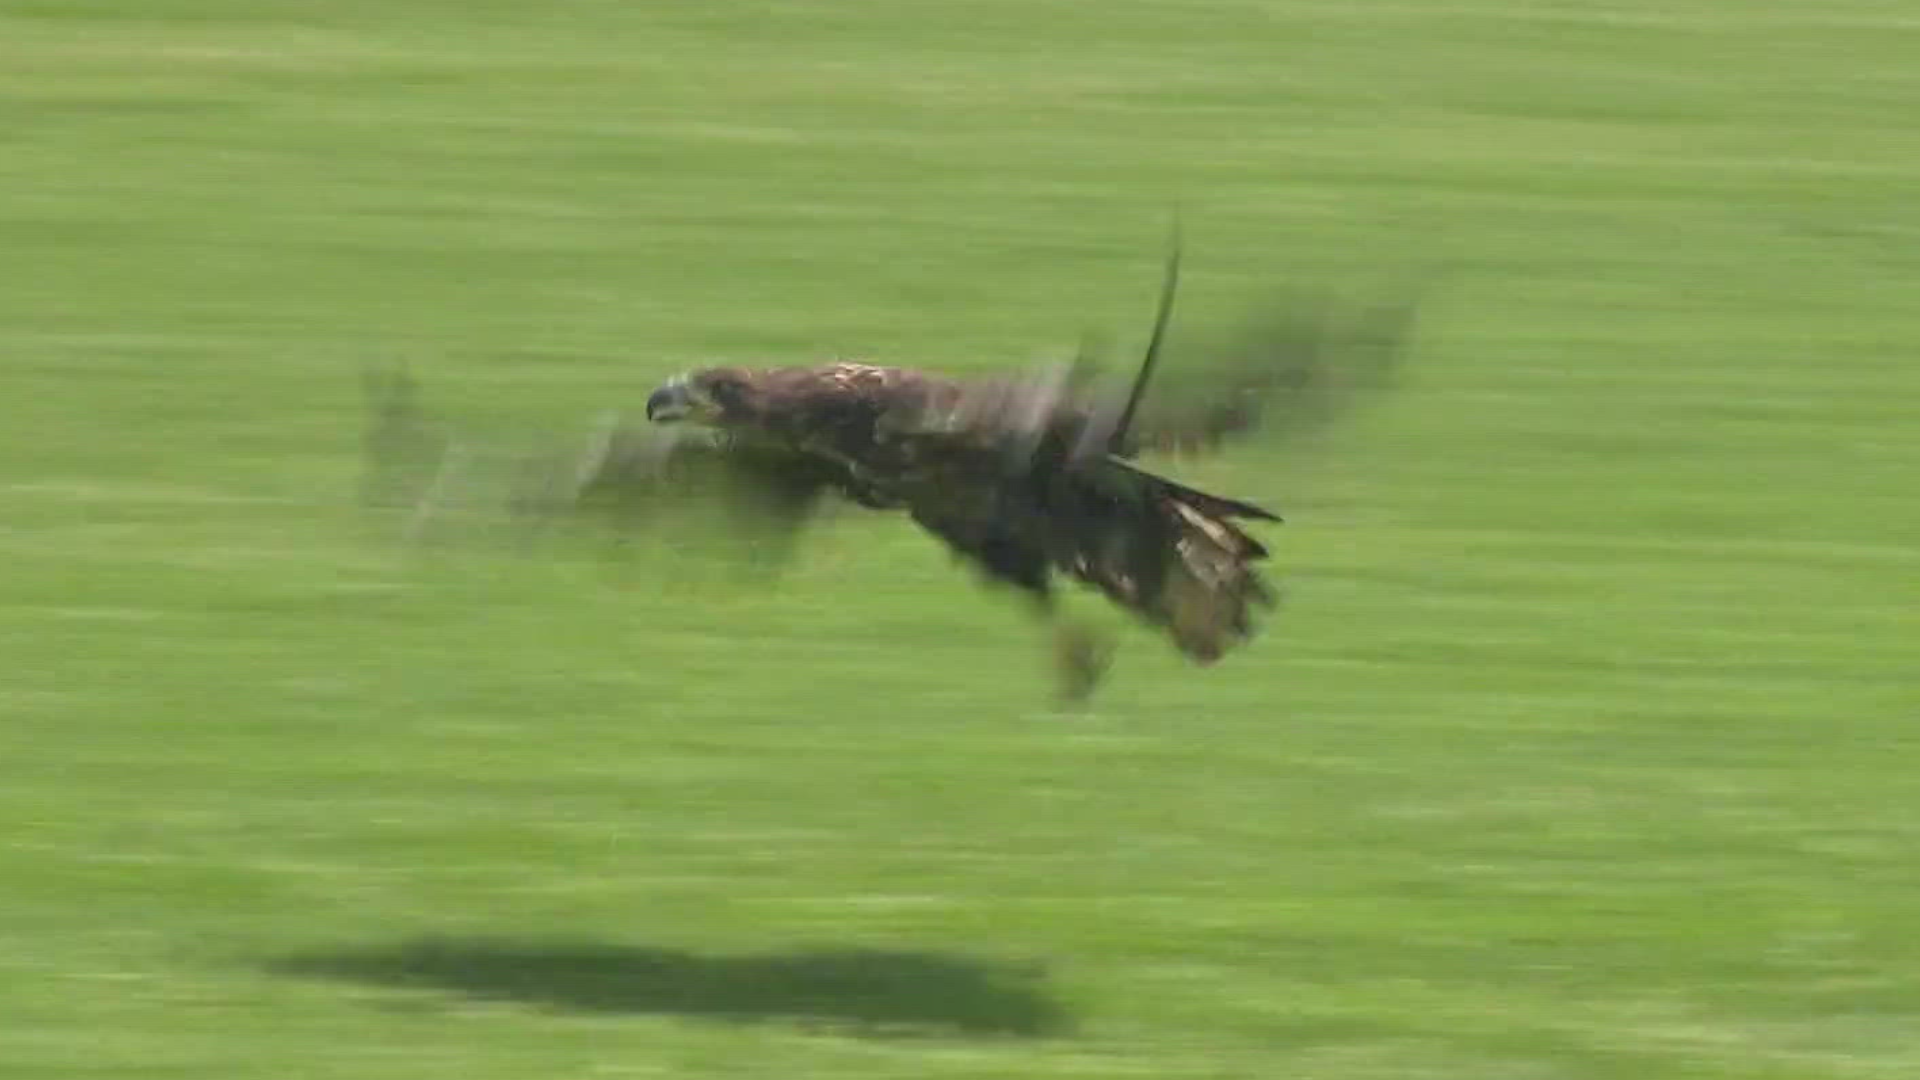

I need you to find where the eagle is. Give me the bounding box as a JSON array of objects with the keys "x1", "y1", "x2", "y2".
[{"x1": 362, "y1": 245, "x2": 1420, "y2": 699}]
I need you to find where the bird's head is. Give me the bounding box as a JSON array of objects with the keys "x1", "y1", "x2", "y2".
[{"x1": 645, "y1": 367, "x2": 757, "y2": 427}]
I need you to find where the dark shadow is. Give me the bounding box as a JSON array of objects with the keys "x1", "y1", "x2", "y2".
[{"x1": 267, "y1": 937, "x2": 1069, "y2": 1038}]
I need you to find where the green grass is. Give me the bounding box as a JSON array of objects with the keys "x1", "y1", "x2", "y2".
[{"x1": 5, "y1": 1, "x2": 1920, "y2": 1076}]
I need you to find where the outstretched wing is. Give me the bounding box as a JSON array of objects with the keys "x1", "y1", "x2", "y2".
[
  {"x1": 1117, "y1": 283, "x2": 1425, "y2": 458},
  {"x1": 561, "y1": 419, "x2": 842, "y2": 569},
  {"x1": 360, "y1": 366, "x2": 453, "y2": 515},
  {"x1": 359, "y1": 368, "x2": 837, "y2": 571},
  {"x1": 883, "y1": 278, "x2": 1426, "y2": 481}
]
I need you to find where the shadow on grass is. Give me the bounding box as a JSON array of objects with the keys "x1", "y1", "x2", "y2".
[{"x1": 267, "y1": 937, "x2": 1069, "y2": 1037}]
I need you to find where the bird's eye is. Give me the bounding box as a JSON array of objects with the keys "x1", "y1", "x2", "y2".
[{"x1": 704, "y1": 375, "x2": 749, "y2": 408}]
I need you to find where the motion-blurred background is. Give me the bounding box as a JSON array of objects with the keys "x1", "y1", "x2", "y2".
[{"x1": 4, "y1": 2, "x2": 1917, "y2": 1076}]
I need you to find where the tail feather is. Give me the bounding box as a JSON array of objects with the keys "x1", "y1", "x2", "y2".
[
  {"x1": 1156, "y1": 488, "x2": 1276, "y2": 662},
  {"x1": 1105, "y1": 454, "x2": 1280, "y2": 521},
  {"x1": 1057, "y1": 463, "x2": 1278, "y2": 663}
]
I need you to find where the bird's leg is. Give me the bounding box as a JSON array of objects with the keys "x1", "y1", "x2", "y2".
[
  {"x1": 1025, "y1": 593, "x2": 1112, "y2": 704},
  {"x1": 1052, "y1": 620, "x2": 1115, "y2": 704}
]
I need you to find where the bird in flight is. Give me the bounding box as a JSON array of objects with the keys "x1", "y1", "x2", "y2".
[{"x1": 363, "y1": 242, "x2": 1421, "y2": 699}]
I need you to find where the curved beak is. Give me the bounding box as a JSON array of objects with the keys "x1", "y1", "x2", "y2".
[{"x1": 646, "y1": 379, "x2": 692, "y2": 423}]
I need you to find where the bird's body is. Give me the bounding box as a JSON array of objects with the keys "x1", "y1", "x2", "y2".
[{"x1": 635, "y1": 360, "x2": 1279, "y2": 668}]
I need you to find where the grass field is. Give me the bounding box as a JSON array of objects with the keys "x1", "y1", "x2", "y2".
[{"x1": 5, "y1": 2, "x2": 1920, "y2": 1076}]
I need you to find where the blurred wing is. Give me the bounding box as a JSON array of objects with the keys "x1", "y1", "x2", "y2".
[
  {"x1": 881, "y1": 358, "x2": 1101, "y2": 474},
  {"x1": 1113, "y1": 283, "x2": 1427, "y2": 459},
  {"x1": 561, "y1": 420, "x2": 839, "y2": 570},
  {"x1": 888, "y1": 281, "x2": 1427, "y2": 479},
  {"x1": 358, "y1": 368, "x2": 835, "y2": 572},
  {"x1": 360, "y1": 366, "x2": 452, "y2": 512}
]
